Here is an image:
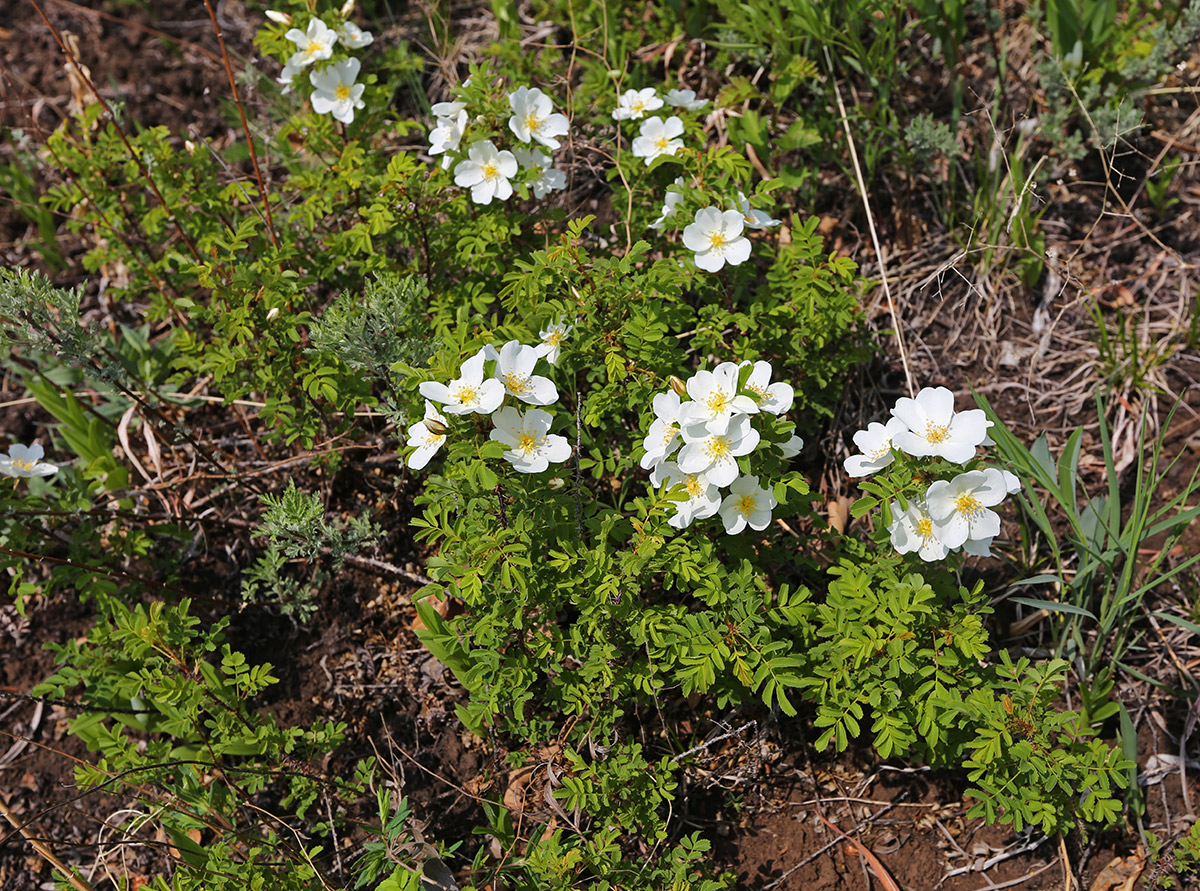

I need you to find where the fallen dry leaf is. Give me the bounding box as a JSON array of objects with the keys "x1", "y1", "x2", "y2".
[{"x1": 1088, "y1": 849, "x2": 1145, "y2": 891}]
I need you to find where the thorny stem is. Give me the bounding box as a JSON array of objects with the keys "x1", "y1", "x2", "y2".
[
  {"x1": 574, "y1": 385, "x2": 584, "y2": 542},
  {"x1": 28, "y1": 0, "x2": 203, "y2": 265},
  {"x1": 201, "y1": 0, "x2": 280, "y2": 248}
]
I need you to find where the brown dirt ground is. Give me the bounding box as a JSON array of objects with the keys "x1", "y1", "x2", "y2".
[{"x1": 3, "y1": 1, "x2": 1200, "y2": 890}]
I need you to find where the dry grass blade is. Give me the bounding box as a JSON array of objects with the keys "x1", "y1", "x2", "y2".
[
  {"x1": 823, "y1": 47, "x2": 914, "y2": 398},
  {"x1": 0, "y1": 796, "x2": 96, "y2": 891}
]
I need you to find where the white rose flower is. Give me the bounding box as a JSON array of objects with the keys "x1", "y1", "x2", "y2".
[
  {"x1": 843, "y1": 417, "x2": 908, "y2": 478},
  {"x1": 494, "y1": 340, "x2": 557, "y2": 405},
  {"x1": 677, "y1": 413, "x2": 759, "y2": 487},
  {"x1": 337, "y1": 21, "x2": 374, "y2": 48},
  {"x1": 631, "y1": 116, "x2": 684, "y2": 166},
  {"x1": 418, "y1": 350, "x2": 505, "y2": 415},
  {"x1": 888, "y1": 499, "x2": 950, "y2": 562},
  {"x1": 679, "y1": 362, "x2": 758, "y2": 434},
  {"x1": 489, "y1": 406, "x2": 571, "y2": 474},
  {"x1": 778, "y1": 433, "x2": 805, "y2": 459},
  {"x1": 925, "y1": 468, "x2": 1009, "y2": 550},
  {"x1": 285, "y1": 18, "x2": 338, "y2": 69},
  {"x1": 652, "y1": 461, "x2": 722, "y2": 529},
  {"x1": 512, "y1": 148, "x2": 566, "y2": 199},
  {"x1": 309, "y1": 58, "x2": 366, "y2": 124},
  {"x1": 612, "y1": 87, "x2": 663, "y2": 120},
  {"x1": 406, "y1": 401, "x2": 448, "y2": 470},
  {"x1": 728, "y1": 191, "x2": 781, "y2": 229},
  {"x1": 682, "y1": 207, "x2": 752, "y2": 272},
  {"x1": 740, "y1": 360, "x2": 793, "y2": 415},
  {"x1": 0, "y1": 443, "x2": 57, "y2": 478},
  {"x1": 429, "y1": 108, "x2": 468, "y2": 169},
  {"x1": 277, "y1": 59, "x2": 302, "y2": 94},
  {"x1": 640, "y1": 391, "x2": 684, "y2": 470},
  {"x1": 534, "y1": 316, "x2": 573, "y2": 365},
  {"x1": 431, "y1": 100, "x2": 466, "y2": 118},
  {"x1": 719, "y1": 475, "x2": 777, "y2": 534},
  {"x1": 507, "y1": 86, "x2": 570, "y2": 150},
  {"x1": 650, "y1": 178, "x2": 685, "y2": 230},
  {"x1": 890, "y1": 386, "x2": 991, "y2": 465},
  {"x1": 665, "y1": 88, "x2": 709, "y2": 111},
  {"x1": 454, "y1": 140, "x2": 518, "y2": 205}
]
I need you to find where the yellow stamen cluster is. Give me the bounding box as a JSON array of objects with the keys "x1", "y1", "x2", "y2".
[
  {"x1": 708, "y1": 230, "x2": 727, "y2": 250},
  {"x1": 954, "y1": 493, "x2": 983, "y2": 517},
  {"x1": 335, "y1": 84, "x2": 351, "y2": 101},
  {"x1": 925, "y1": 421, "x2": 950, "y2": 443},
  {"x1": 655, "y1": 137, "x2": 670, "y2": 151},
  {"x1": 503, "y1": 372, "x2": 531, "y2": 395},
  {"x1": 705, "y1": 391, "x2": 729, "y2": 414},
  {"x1": 914, "y1": 516, "x2": 935, "y2": 539},
  {"x1": 703, "y1": 436, "x2": 731, "y2": 459},
  {"x1": 524, "y1": 113, "x2": 542, "y2": 133},
  {"x1": 517, "y1": 431, "x2": 544, "y2": 454},
  {"x1": 481, "y1": 162, "x2": 499, "y2": 180},
  {"x1": 454, "y1": 384, "x2": 478, "y2": 405},
  {"x1": 685, "y1": 475, "x2": 703, "y2": 496},
  {"x1": 13, "y1": 459, "x2": 35, "y2": 472},
  {"x1": 737, "y1": 495, "x2": 757, "y2": 515}
]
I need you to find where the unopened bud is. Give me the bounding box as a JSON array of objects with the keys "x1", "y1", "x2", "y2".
[
  {"x1": 340, "y1": 0, "x2": 356, "y2": 15},
  {"x1": 547, "y1": 477, "x2": 566, "y2": 490},
  {"x1": 669, "y1": 375, "x2": 687, "y2": 397},
  {"x1": 184, "y1": 140, "x2": 196, "y2": 153},
  {"x1": 264, "y1": 9, "x2": 293, "y2": 24},
  {"x1": 423, "y1": 418, "x2": 448, "y2": 436},
  {"x1": 265, "y1": 306, "x2": 280, "y2": 322}
]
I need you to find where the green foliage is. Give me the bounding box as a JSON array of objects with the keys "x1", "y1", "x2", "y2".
[
  {"x1": 241, "y1": 480, "x2": 381, "y2": 619},
  {"x1": 1, "y1": 5, "x2": 1159, "y2": 888}
]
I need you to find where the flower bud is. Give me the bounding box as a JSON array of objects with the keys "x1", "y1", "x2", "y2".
[
  {"x1": 669, "y1": 375, "x2": 687, "y2": 397},
  {"x1": 264, "y1": 9, "x2": 293, "y2": 24},
  {"x1": 547, "y1": 477, "x2": 566, "y2": 490},
  {"x1": 340, "y1": 0, "x2": 356, "y2": 15},
  {"x1": 184, "y1": 140, "x2": 196, "y2": 153},
  {"x1": 423, "y1": 418, "x2": 448, "y2": 436},
  {"x1": 265, "y1": 307, "x2": 280, "y2": 322}
]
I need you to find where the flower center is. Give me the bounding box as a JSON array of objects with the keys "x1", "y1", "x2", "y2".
[
  {"x1": 655, "y1": 136, "x2": 669, "y2": 151},
  {"x1": 524, "y1": 112, "x2": 542, "y2": 133},
  {"x1": 707, "y1": 230, "x2": 727, "y2": 251},
  {"x1": 915, "y1": 516, "x2": 935, "y2": 539},
  {"x1": 954, "y1": 493, "x2": 983, "y2": 516},
  {"x1": 704, "y1": 436, "x2": 731, "y2": 459},
  {"x1": 423, "y1": 431, "x2": 442, "y2": 446},
  {"x1": 661, "y1": 424, "x2": 679, "y2": 446},
  {"x1": 925, "y1": 422, "x2": 950, "y2": 443},
  {"x1": 705, "y1": 391, "x2": 729, "y2": 415},
  {"x1": 305, "y1": 41, "x2": 323, "y2": 58},
  {"x1": 335, "y1": 84, "x2": 351, "y2": 101},
  {"x1": 546, "y1": 330, "x2": 564, "y2": 346},
  {"x1": 503, "y1": 371, "x2": 531, "y2": 395},
  {"x1": 481, "y1": 162, "x2": 499, "y2": 180},
  {"x1": 746, "y1": 384, "x2": 768, "y2": 405},
  {"x1": 631, "y1": 100, "x2": 645, "y2": 113},
  {"x1": 685, "y1": 475, "x2": 703, "y2": 496},
  {"x1": 454, "y1": 384, "x2": 477, "y2": 405},
  {"x1": 517, "y1": 431, "x2": 541, "y2": 453},
  {"x1": 13, "y1": 459, "x2": 34, "y2": 472},
  {"x1": 737, "y1": 495, "x2": 757, "y2": 514}
]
